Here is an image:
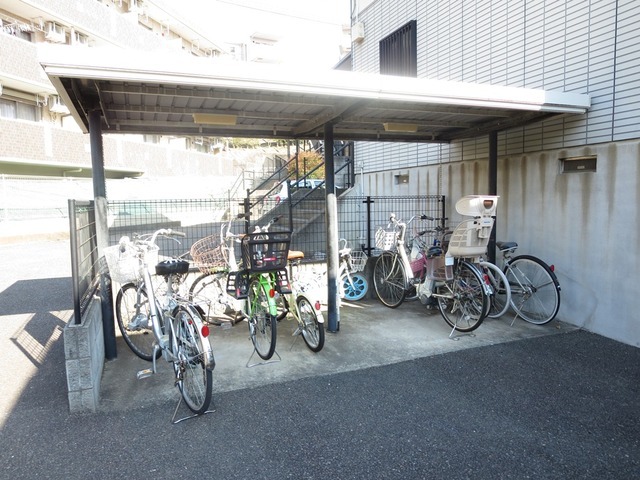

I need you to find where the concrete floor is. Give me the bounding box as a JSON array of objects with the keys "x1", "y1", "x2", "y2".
[{"x1": 99, "y1": 296, "x2": 574, "y2": 412}]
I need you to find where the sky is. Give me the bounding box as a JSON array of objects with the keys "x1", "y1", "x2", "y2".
[{"x1": 164, "y1": 0, "x2": 352, "y2": 69}]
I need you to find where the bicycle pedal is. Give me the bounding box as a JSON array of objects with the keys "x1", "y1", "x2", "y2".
[{"x1": 136, "y1": 368, "x2": 154, "y2": 380}]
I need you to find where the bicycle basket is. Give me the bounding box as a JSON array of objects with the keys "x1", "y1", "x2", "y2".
[
  {"x1": 425, "y1": 255, "x2": 454, "y2": 281},
  {"x1": 375, "y1": 227, "x2": 397, "y2": 251},
  {"x1": 350, "y1": 250, "x2": 368, "y2": 272},
  {"x1": 410, "y1": 255, "x2": 426, "y2": 277},
  {"x1": 190, "y1": 235, "x2": 227, "y2": 273},
  {"x1": 241, "y1": 231, "x2": 291, "y2": 272},
  {"x1": 104, "y1": 243, "x2": 158, "y2": 284}
]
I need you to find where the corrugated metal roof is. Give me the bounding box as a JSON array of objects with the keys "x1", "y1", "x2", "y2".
[{"x1": 40, "y1": 47, "x2": 590, "y2": 143}]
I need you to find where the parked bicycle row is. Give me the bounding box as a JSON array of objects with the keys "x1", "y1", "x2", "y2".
[
  {"x1": 372, "y1": 195, "x2": 561, "y2": 336},
  {"x1": 103, "y1": 195, "x2": 561, "y2": 419},
  {"x1": 103, "y1": 214, "x2": 372, "y2": 418}
]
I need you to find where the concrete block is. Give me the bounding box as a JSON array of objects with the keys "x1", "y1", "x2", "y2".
[
  {"x1": 63, "y1": 295, "x2": 105, "y2": 414},
  {"x1": 68, "y1": 388, "x2": 98, "y2": 414}
]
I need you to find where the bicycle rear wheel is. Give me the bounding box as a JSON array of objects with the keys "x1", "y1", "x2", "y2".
[
  {"x1": 297, "y1": 296, "x2": 325, "y2": 352},
  {"x1": 115, "y1": 283, "x2": 160, "y2": 361},
  {"x1": 506, "y1": 255, "x2": 561, "y2": 325},
  {"x1": 436, "y1": 261, "x2": 488, "y2": 332},
  {"x1": 479, "y1": 261, "x2": 512, "y2": 319},
  {"x1": 373, "y1": 252, "x2": 407, "y2": 308},
  {"x1": 189, "y1": 272, "x2": 233, "y2": 324},
  {"x1": 172, "y1": 305, "x2": 213, "y2": 414},
  {"x1": 341, "y1": 272, "x2": 368, "y2": 301},
  {"x1": 247, "y1": 277, "x2": 277, "y2": 360}
]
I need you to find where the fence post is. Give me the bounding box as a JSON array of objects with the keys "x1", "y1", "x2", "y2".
[
  {"x1": 363, "y1": 196, "x2": 374, "y2": 256},
  {"x1": 68, "y1": 200, "x2": 82, "y2": 325},
  {"x1": 96, "y1": 197, "x2": 116, "y2": 360},
  {"x1": 243, "y1": 190, "x2": 251, "y2": 234}
]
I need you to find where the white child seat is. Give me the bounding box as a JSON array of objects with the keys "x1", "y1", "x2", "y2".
[{"x1": 447, "y1": 195, "x2": 499, "y2": 258}]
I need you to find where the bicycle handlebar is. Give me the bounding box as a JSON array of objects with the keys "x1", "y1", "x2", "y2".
[
  {"x1": 119, "y1": 228, "x2": 186, "y2": 251},
  {"x1": 253, "y1": 215, "x2": 281, "y2": 233}
]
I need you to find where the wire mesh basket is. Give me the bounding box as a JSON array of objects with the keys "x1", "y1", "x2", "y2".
[
  {"x1": 241, "y1": 231, "x2": 291, "y2": 272},
  {"x1": 350, "y1": 250, "x2": 368, "y2": 272},
  {"x1": 375, "y1": 227, "x2": 397, "y2": 251},
  {"x1": 190, "y1": 235, "x2": 227, "y2": 274},
  {"x1": 104, "y1": 243, "x2": 158, "y2": 284}
]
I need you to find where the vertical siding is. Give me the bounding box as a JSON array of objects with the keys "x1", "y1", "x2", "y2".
[
  {"x1": 505, "y1": 2, "x2": 526, "y2": 87},
  {"x1": 351, "y1": 0, "x2": 639, "y2": 167},
  {"x1": 613, "y1": 0, "x2": 640, "y2": 141},
  {"x1": 350, "y1": 0, "x2": 640, "y2": 347},
  {"x1": 587, "y1": 0, "x2": 617, "y2": 143}
]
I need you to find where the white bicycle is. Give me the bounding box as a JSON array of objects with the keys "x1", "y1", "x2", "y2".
[{"x1": 107, "y1": 229, "x2": 215, "y2": 417}]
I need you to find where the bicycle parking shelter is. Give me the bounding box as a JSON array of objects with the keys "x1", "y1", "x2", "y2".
[{"x1": 40, "y1": 47, "x2": 589, "y2": 347}]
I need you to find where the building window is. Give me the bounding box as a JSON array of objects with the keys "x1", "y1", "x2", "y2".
[
  {"x1": 379, "y1": 20, "x2": 417, "y2": 77},
  {"x1": 1, "y1": 18, "x2": 34, "y2": 42},
  {"x1": 0, "y1": 98, "x2": 37, "y2": 121}
]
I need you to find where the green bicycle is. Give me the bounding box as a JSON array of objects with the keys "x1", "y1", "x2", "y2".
[{"x1": 227, "y1": 217, "x2": 291, "y2": 362}]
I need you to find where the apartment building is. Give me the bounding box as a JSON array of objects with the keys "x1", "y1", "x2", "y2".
[
  {"x1": 0, "y1": 0, "x2": 285, "y2": 219},
  {"x1": 346, "y1": 0, "x2": 639, "y2": 346}
]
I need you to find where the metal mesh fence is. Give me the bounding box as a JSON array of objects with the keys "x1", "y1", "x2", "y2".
[
  {"x1": 106, "y1": 195, "x2": 446, "y2": 265},
  {"x1": 69, "y1": 199, "x2": 99, "y2": 324}
]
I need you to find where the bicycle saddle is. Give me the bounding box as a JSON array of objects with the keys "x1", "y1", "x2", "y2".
[
  {"x1": 155, "y1": 259, "x2": 190, "y2": 276},
  {"x1": 427, "y1": 246, "x2": 443, "y2": 258},
  {"x1": 287, "y1": 250, "x2": 305, "y2": 261},
  {"x1": 496, "y1": 241, "x2": 518, "y2": 251}
]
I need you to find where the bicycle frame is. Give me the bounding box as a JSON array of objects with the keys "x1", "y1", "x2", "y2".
[
  {"x1": 138, "y1": 244, "x2": 215, "y2": 374},
  {"x1": 387, "y1": 215, "x2": 415, "y2": 286},
  {"x1": 110, "y1": 228, "x2": 216, "y2": 419},
  {"x1": 336, "y1": 239, "x2": 369, "y2": 301},
  {"x1": 287, "y1": 264, "x2": 325, "y2": 319}
]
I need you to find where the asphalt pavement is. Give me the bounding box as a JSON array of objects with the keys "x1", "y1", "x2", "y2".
[{"x1": 1, "y1": 238, "x2": 639, "y2": 479}]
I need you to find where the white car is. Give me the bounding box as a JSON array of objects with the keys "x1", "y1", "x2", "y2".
[{"x1": 271, "y1": 178, "x2": 324, "y2": 203}]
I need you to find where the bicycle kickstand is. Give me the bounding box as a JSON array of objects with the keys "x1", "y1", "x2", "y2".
[
  {"x1": 136, "y1": 344, "x2": 161, "y2": 379},
  {"x1": 246, "y1": 348, "x2": 281, "y2": 368},
  {"x1": 171, "y1": 396, "x2": 216, "y2": 425}
]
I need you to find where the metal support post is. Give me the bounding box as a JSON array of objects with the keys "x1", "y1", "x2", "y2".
[
  {"x1": 488, "y1": 131, "x2": 498, "y2": 264},
  {"x1": 324, "y1": 124, "x2": 339, "y2": 332},
  {"x1": 89, "y1": 110, "x2": 116, "y2": 359}
]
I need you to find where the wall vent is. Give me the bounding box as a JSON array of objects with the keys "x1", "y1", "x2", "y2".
[{"x1": 560, "y1": 156, "x2": 597, "y2": 173}]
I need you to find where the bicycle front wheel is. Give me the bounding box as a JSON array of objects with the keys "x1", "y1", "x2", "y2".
[
  {"x1": 247, "y1": 277, "x2": 277, "y2": 360},
  {"x1": 189, "y1": 272, "x2": 232, "y2": 324},
  {"x1": 341, "y1": 272, "x2": 368, "y2": 301},
  {"x1": 506, "y1": 255, "x2": 561, "y2": 325},
  {"x1": 297, "y1": 296, "x2": 325, "y2": 352},
  {"x1": 436, "y1": 261, "x2": 488, "y2": 332},
  {"x1": 172, "y1": 305, "x2": 213, "y2": 414},
  {"x1": 479, "y1": 261, "x2": 512, "y2": 319},
  {"x1": 373, "y1": 252, "x2": 407, "y2": 308},
  {"x1": 115, "y1": 283, "x2": 160, "y2": 361}
]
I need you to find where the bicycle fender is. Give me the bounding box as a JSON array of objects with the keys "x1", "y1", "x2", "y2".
[
  {"x1": 298, "y1": 293, "x2": 325, "y2": 323},
  {"x1": 510, "y1": 254, "x2": 562, "y2": 291},
  {"x1": 181, "y1": 304, "x2": 216, "y2": 371}
]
